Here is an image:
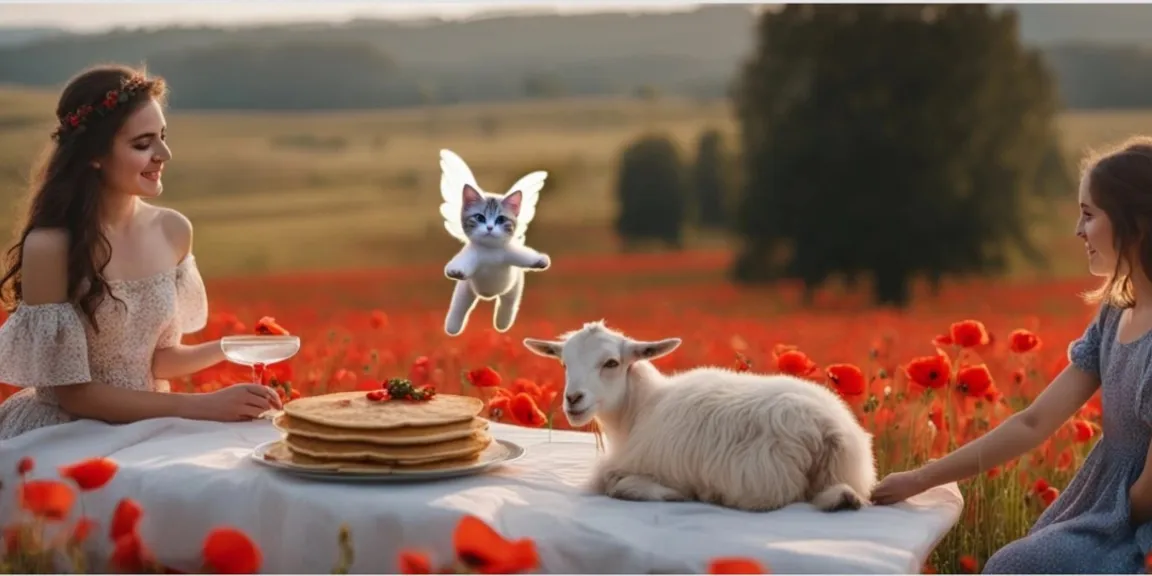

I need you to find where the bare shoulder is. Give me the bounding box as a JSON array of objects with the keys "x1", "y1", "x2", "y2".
[
  {"x1": 151, "y1": 205, "x2": 194, "y2": 259},
  {"x1": 22, "y1": 227, "x2": 69, "y2": 260},
  {"x1": 21, "y1": 227, "x2": 70, "y2": 304}
]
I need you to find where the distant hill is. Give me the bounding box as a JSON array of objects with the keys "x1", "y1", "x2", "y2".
[
  {"x1": 1008, "y1": 4, "x2": 1152, "y2": 46},
  {"x1": 0, "y1": 26, "x2": 67, "y2": 47},
  {"x1": 2, "y1": 5, "x2": 1152, "y2": 110}
]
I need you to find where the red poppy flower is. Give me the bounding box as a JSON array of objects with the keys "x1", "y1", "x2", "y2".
[
  {"x1": 1009, "y1": 329, "x2": 1041, "y2": 354},
  {"x1": 18, "y1": 479, "x2": 76, "y2": 521},
  {"x1": 826, "y1": 364, "x2": 866, "y2": 396},
  {"x1": 467, "y1": 367, "x2": 503, "y2": 388},
  {"x1": 509, "y1": 393, "x2": 547, "y2": 428},
  {"x1": 708, "y1": 557, "x2": 768, "y2": 574},
  {"x1": 110, "y1": 497, "x2": 143, "y2": 540},
  {"x1": 71, "y1": 516, "x2": 95, "y2": 543},
  {"x1": 369, "y1": 310, "x2": 388, "y2": 329},
  {"x1": 59, "y1": 457, "x2": 119, "y2": 491},
  {"x1": 958, "y1": 555, "x2": 979, "y2": 573},
  {"x1": 955, "y1": 365, "x2": 993, "y2": 397},
  {"x1": 453, "y1": 515, "x2": 539, "y2": 574},
  {"x1": 906, "y1": 354, "x2": 952, "y2": 389},
  {"x1": 949, "y1": 320, "x2": 989, "y2": 348},
  {"x1": 398, "y1": 550, "x2": 433, "y2": 574},
  {"x1": 776, "y1": 350, "x2": 816, "y2": 377},
  {"x1": 488, "y1": 395, "x2": 511, "y2": 421},
  {"x1": 1071, "y1": 420, "x2": 1094, "y2": 443},
  {"x1": 111, "y1": 532, "x2": 150, "y2": 572},
  {"x1": 202, "y1": 526, "x2": 262, "y2": 574},
  {"x1": 254, "y1": 316, "x2": 290, "y2": 336}
]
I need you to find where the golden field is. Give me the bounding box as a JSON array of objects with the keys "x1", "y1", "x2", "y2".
[
  {"x1": 3, "y1": 85, "x2": 1152, "y2": 574},
  {"x1": 2, "y1": 84, "x2": 1152, "y2": 279}
]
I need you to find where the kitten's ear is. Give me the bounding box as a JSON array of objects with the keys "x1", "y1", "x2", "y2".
[
  {"x1": 502, "y1": 191, "x2": 523, "y2": 217},
  {"x1": 462, "y1": 184, "x2": 483, "y2": 207}
]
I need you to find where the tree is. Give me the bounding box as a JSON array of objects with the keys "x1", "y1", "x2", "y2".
[
  {"x1": 732, "y1": 5, "x2": 1064, "y2": 306},
  {"x1": 614, "y1": 134, "x2": 688, "y2": 249},
  {"x1": 692, "y1": 128, "x2": 732, "y2": 229}
]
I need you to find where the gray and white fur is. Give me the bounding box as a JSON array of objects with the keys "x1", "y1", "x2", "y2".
[{"x1": 438, "y1": 149, "x2": 550, "y2": 336}]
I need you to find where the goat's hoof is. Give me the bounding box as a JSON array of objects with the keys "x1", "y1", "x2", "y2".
[
  {"x1": 445, "y1": 269, "x2": 467, "y2": 280},
  {"x1": 828, "y1": 492, "x2": 863, "y2": 512},
  {"x1": 812, "y1": 484, "x2": 865, "y2": 512}
]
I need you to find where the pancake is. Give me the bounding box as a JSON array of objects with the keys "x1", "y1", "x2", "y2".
[
  {"x1": 283, "y1": 391, "x2": 484, "y2": 430},
  {"x1": 284, "y1": 430, "x2": 492, "y2": 465},
  {"x1": 263, "y1": 440, "x2": 492, "y2": 474},
  {"x1": 273, "y1": 413, "x2": 489, "y2": 445}
]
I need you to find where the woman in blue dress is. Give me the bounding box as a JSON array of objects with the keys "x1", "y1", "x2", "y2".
[{"x1": 871, "y1": 136, "x2": 1152, "y2": 574}]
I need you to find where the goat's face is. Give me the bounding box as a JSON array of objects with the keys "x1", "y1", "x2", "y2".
[{"x1": 523, "y1": 322, "x2": 680, "y2": 427}]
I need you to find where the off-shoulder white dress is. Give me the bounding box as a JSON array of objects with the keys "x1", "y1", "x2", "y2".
[{"x1": 0, "y1": 255, "x2": 208, "y2": 441}]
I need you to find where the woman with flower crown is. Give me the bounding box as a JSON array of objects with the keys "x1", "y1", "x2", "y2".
[{"x1": 0, "y1": 64, "x2": 281, "y2": 441}]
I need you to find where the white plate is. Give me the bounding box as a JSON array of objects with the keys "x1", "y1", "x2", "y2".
[{"x1": 249, "y1": 438, "x2": 525, "y2": 483}]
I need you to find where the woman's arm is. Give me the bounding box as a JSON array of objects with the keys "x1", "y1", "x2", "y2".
[
  {"x1": 152, "y1": 341, "x2": 226, "y2": 380},
  {"x1": 913, "y1": 364, "x2": 1100, "y2": 488},
  {"x1": 21, "y1": 229, "x2": 204, "y2": 423},
  {"x1": 54, "y1": 382, "x2": 208, "y2": 423}
]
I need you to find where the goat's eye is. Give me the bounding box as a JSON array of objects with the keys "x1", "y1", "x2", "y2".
[{"x1": 603, "y1": 359, "x2": 619, "y2": 369}]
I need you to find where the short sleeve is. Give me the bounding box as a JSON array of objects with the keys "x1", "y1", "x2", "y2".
[
  {"x1": 174, "y1": 255, "x2": 207, "y2": 333},
  {"x1": 1068, "y1": 304, "x2": 1109, "y2": 377},
  {"x1": 0, "y1": 302, "x2": 91, "y2": 388}
]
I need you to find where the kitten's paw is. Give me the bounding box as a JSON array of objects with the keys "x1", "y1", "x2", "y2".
[
  {"x1": 530, "y1": 254, "x2": 551, "y2": 270},
  {"x1": 445, "y1": 268, "x2": 468, "y2": 281}
]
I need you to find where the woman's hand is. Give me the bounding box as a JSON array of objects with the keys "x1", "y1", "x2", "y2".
[
  {"x1": 870, "y1": 469, "x2": 930, "y2": 505},
  {"x1": 182, "y1": 384, "x2": 282, "y2": 422}
]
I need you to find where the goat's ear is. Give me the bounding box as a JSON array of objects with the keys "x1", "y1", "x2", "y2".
[
  {"x1": 523, "y1": 338, "x2": 563, "y2": 358},
  {"x1": 625, "y1": 338, "x2": 681, "y2": 361}
]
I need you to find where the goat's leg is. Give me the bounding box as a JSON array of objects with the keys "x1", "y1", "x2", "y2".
[
  {"x1": 603, "y1": 470, "x2": 687, "y2": 502},
  {"x1": 807, "y1": 428, "x2": 874, "y2": 512}
]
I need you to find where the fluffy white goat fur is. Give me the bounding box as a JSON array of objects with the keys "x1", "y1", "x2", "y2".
[{"x1": 523, "y1": 321, "x2": 877, "y2": 513}]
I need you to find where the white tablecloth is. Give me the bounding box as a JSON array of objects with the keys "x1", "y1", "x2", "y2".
[{"x1": 0, "y1": 418, "x2": 963, "y2": 574}]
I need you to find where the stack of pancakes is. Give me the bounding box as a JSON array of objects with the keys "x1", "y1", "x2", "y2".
[{"x1": 264, "y1": 391, "x2": 493, "y2": 474}]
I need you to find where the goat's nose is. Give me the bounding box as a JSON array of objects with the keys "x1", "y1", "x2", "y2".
[{"x1": 565, "y1": 392, "x2": 585, "y2": 406}]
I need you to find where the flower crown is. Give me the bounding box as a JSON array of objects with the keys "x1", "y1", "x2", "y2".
[{"x1": 52, "y1": 75, "x2": 152, "y2": 141}]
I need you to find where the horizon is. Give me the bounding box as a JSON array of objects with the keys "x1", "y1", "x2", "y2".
[{"x1": 0, "y1": 2, "x2": 702, "y2": 33}]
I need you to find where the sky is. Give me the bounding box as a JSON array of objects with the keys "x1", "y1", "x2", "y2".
[{"x1": 0, "y1": 2, "x2": 698, "y2": 32}]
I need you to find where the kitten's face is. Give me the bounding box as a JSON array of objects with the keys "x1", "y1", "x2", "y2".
[{"x1": 461, "y1": 185, "x2": 522, "y2": 247}]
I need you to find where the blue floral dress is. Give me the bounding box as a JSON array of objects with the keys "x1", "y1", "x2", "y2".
[{"x1": 984, "y1": 304, "x2": 1152, "y2": 573}]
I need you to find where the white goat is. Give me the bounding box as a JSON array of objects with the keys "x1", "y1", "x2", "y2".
[{"x1": 523, "y1": 321, "x2": 877, "y2": 513}]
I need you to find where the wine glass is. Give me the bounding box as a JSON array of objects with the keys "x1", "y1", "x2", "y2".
[{"x1": 220, "y1": 334, "x2": 301, "y2": 387}]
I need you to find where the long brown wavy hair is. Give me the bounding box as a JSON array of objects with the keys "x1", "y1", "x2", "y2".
[
  {"x1": 0, "y1": 64, "x2": 168, "y2": 331},
  {"x1": 1080, "y1": 136, "x2": 1152, "y2": 309}
]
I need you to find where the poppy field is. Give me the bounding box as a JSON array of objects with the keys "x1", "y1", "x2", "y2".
[{"x1": 0, "y1": 248, "x2": 1110, "y2": 574}]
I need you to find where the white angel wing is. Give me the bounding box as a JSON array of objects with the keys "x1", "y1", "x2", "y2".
[
  {"x1": 505, "y1": 169, "x2": 548, "y2": 241},
  {"x1": 438, "y1": 149, "x2": 481, "y2": 243}
]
